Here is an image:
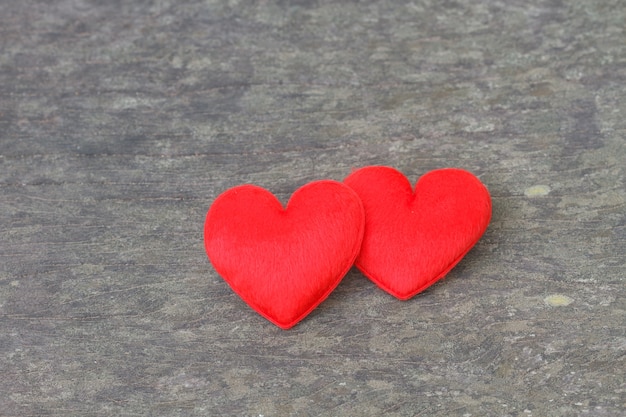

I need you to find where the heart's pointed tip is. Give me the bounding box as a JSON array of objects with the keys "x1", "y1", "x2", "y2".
[{"x1": 271, "y1": 320, "x2": 297, "y2": 330}]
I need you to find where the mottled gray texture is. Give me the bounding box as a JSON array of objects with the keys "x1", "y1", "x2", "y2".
[{"x1": 1, "y1": 0, "x2": 624, "y2": 416}]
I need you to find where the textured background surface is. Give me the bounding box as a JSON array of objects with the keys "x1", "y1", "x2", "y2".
[{"x1": 1, "y1": 1, "x2": 624, "y2": 416}]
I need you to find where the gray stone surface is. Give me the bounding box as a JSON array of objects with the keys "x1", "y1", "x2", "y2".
[{"x1": 1, "y1": 0, "x2": 624, "y2": 416}]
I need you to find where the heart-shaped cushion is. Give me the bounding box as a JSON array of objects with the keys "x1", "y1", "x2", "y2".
[
  {"x1": 344, "y1": 167, "x2": 491, "y2": 300},
  {"x1": 204, "y1": 180, "x2": 365, "y2": 329}
]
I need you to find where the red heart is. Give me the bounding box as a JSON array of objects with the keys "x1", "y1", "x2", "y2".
[
  {"x1": 204, "y1": 180, "x2": 365, "y2": 329},
  {"x1": 344, "y1": 167, "x2": 491, "y2": 300}
]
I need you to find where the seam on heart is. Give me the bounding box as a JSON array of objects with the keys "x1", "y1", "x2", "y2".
[{"x1": 355, "y1": 230, "x2": 488, "y2": 300}]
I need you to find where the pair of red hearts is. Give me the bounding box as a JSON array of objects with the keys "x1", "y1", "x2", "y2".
[{"x1": 204, "y1": 166, "x2": 492, "y2": 329}]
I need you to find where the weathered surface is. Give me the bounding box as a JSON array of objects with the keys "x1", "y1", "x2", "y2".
[{"x1": 1, "y1": 0, "x2": 624, "y2": 416}]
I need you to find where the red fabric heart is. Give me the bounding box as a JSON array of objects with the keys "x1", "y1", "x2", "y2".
[
  {"x1": 204, "y1": 180, "x2": 365, "y2": 329},
  {"x1": 344, "y1": 167, "x2": 491, "y2": 300}
]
